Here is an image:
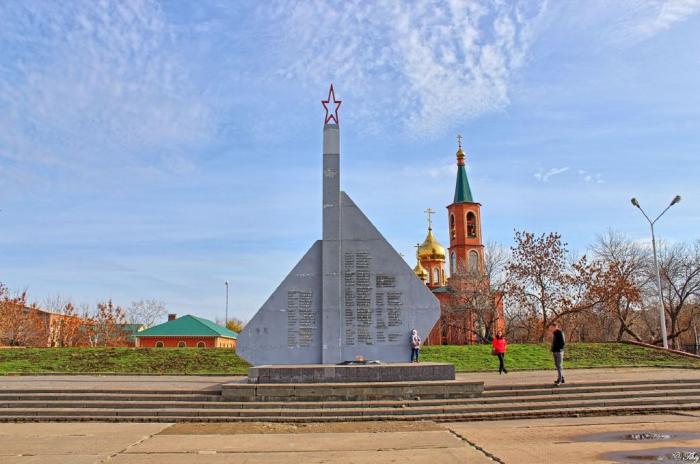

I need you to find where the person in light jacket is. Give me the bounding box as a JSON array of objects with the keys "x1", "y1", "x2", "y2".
[
  {"x1": 410, "y1": 329, "x2": 421, "y2": 363},
  {"x1": 492, "y1": 331, "x2": 508, "y2": 374}
]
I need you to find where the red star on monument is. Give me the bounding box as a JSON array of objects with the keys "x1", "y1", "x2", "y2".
[{"x1": 321, "y1": 83, "x2": 342, "y2": 125}]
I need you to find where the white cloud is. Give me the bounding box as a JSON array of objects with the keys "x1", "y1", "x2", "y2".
[
  {"x1": 578, "y1": 169, "x2": 605, "y2": 184},
  {"x1": 0, "y1": 1, "x2": 212, "y2": 181},
  {"x1": 265, "y1": 0, "x2": 548, "y2": 136},
  {"x1": 533, "y1": 166, "x2": 569, "y2": 182},
  {"x1": 593, "y1": 0, "x2": 700, "y2": 44}
]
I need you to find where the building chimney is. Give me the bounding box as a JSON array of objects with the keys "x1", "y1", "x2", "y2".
[{"x1": 168, "y1": 314, "x2": 177, "y2": 321}]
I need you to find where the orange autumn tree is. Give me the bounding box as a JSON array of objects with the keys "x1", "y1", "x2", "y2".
[
  {"x1": 89, "y1": 300, "x2": 129, "y2": 347},
  {"x1": 506, "y1": 231, "x2": 603, "y2": 342},
  {"x1": 0, "y1": 282, "x2": 49, "y2": 347},
  {"x1": 48, "y1": 302, "x2": 94, "y2": 347}
]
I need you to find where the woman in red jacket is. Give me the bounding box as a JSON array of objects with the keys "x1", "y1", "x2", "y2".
[{"x1": 492, "y1": 331, "x2": 508, "y2": 374}]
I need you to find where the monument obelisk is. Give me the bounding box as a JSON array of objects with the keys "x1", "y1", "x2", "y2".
[
  {"x1": 237, "y1": 85, "x2": 440, "y2": 366},
  {"x1": 321, "y1": 118, "x2": 342, "y2": 363}
]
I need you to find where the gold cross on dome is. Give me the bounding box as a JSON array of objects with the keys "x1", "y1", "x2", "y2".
[
  {"x1": 424, "y1": 208, "x2": 435, "y2": 229},
  {"x1": 415, "y1": 242, "x2": 421, "y2": 258},
  {"x1": 456, "y1": 134, "x2": 463, "y2": 149}
]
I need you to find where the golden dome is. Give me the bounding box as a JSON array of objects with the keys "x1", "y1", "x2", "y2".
[
  {"x1": 413, "y1": 260, "x2": 428, "y2": 281},
  {"x1": 418, "y1": 228, "x2": 446, "y2": 261}
]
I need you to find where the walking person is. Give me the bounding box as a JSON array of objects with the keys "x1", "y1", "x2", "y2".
[
  {"x1": 549, "y1": 322, "x2": 565, "y2": 385},
  {"x1": 492, "y1": 331, "x2": 508, "y2": 374},
  {"x1": 410, "y1": 329, "x2": 421, "y2": 363}
]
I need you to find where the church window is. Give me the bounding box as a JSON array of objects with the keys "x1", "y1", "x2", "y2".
[
  {"x1": 178, "y1": 340, "x2": 186, "y2": 348},
  {"x1": 450, "y1": 252, "x2": 456, "y2": 274},
  {"x1": 450, "y1": 214, "x2": 456, "y2": 239},
  {"x1": 469, "y1": 250, "x2": 479, "y2": 272},
  {"x1": 197, "y1": 341, "x2": 206, "y2": 348},
  {"x1": 433, "y1": 268, "x2": 440, "y2": 285},
  {"x1": 466, "y1": 212, "x2": 477, "y2": 238},
  {"x1": 155, "y1": 341, "x2": 164, "y2": 348}
]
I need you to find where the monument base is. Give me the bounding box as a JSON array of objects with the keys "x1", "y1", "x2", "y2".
[{"x1": 247, "y1": 362, "x2": 455, "y2": 384}]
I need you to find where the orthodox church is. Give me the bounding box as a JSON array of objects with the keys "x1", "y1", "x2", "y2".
[{"x1": 413, "y1": 137, "x2": 503, "y2": 345}]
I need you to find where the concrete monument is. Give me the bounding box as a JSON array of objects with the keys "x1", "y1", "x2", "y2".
[{"x1": 237, "y1": 85, "x2": 440, "y2": 365}]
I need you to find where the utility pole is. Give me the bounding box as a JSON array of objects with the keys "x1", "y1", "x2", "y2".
[{"x1": 225, "y1": 280, "x2": 229, "y2": 325}]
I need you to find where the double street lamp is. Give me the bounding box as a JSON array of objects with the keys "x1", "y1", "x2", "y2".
[{"x1": 630, "y1": 195, "x2": 681, "y2": 349}]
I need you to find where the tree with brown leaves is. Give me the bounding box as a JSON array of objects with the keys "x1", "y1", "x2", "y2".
[{"x1": 506, "y1": 231, "x2": 602, "y2": 342}]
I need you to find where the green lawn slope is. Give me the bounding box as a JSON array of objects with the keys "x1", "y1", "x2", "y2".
[
  {"x1": 422, "y1": 342, "x2": 700, "y2": 372},
  {"x1": 0, "y1": 343, "x2": 697, "y2": 375}
]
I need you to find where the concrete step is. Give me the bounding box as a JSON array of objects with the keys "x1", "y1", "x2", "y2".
[
  {"x1": 3, "y1": 387, "x2": 700, "y2": 410},
  {"x1": 484, "y1": 378, "x2": 700, "y2": 391},
  {"x1": 1, "y1": 393, "x2": 699, "y2": 418},
  {"x1": 0, "y1": 393, "x2": 223, "y2": 402},
  {"x1": 2, "y1": 402, "x2": 700, "y2": 423},
  {"x1": 0, "y1": 389, "x2": 221, "y2": 395},
  {"x1": 482, "y1": 382, "x2": 700, "y2": 397}
]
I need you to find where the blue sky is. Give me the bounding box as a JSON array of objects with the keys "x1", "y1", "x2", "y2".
[{"x1": 1, "y1": 0, "x2": 699, "y2": 322}]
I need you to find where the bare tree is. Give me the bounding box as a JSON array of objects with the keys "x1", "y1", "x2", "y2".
[
  {"x1": 588, "y1": 230, "x2": 649, "y2": 342},
  {"x1": 125, "y1": 299, "x2": 167, "y2": 328},
  {"x1": 655, "y1": 242, "x2": 700, "y2": 349},
  {"x1": 443, "y1": 242, "x2": 509, "y2": 343}
]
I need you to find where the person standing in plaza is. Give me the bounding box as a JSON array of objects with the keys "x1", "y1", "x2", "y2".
[
  {"x1": 549, "y1": 322, "x2": 565, "y2": 385},
  {"x1": 492, "y1": 330, "x2": 508, "y2": 374},
  {"x1": 410, "y1": 329, "x2": 421, "y2": 363}
]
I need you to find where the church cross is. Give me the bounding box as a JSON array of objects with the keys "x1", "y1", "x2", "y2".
[
  {"x1": 456, "y1": 134, "x2": 463, "y2": 149},
  {"x1": 424, "y1": 208, "x2": 435, "y2": 229},
  {"x1": 414, "y1": 242, "x2": 421, "y2": 258}
]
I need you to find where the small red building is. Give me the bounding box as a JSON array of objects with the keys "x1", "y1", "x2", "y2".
[{"x1": 135, "y1": 314, "x2": 237, "y2": 349}]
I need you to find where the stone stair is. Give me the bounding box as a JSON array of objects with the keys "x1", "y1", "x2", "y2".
[{"x1": 1, "y1": 379, "x2": 700, "y2": 422}]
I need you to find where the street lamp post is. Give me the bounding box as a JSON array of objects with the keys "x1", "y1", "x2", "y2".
[
  {"x1": 630, "y1": 195, "x2": 681, "y2": 349},
  {"x1": 225, "y1": 280, "x2": 229, "y2": 325}
]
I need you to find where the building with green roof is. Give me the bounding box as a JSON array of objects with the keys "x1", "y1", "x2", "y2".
[{"x1": 135, "y1": 314, "x2": 238, "y2": 349}]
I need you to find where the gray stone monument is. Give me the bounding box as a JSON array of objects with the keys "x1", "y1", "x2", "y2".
[{"x1": 237, "y1": 88, "x2": 440, "y2": 366}]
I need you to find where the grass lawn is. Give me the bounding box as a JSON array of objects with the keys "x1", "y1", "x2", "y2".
[
  {"x1": 0, "y1": 343, "x2": 698, "y2": 374},
  {"x1": 0, "y1": 347, "x2": 250, "y2": 375},
  {"x1": 422, "y1": 342, "x2": 700, "y2": 372}
]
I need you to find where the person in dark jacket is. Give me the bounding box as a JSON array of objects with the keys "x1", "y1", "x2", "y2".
[
  {"x1": 549, "y1": 322, "x2": 565, "y2": 385},
  {"x1": 492, "y1": 331, "x2": 508, "y2": 374}
]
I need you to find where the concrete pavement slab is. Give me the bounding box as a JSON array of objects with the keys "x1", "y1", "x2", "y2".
[
  {"x1": 0, "y1": 423, "x2": 169, "y2": 458},
  {"x1": 447, "y1": 414, "x2": 700, "y2": 464},
  {"x1": 2, "y1": 455, "x2": 103, "y2": 464}
]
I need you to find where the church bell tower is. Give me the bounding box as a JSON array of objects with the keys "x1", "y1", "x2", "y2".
[{"x1": 446, "y1": 136, "x2": 484, "y2": 276}]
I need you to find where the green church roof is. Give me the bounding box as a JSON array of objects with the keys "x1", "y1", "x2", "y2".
[
  {"x1": 137, "y1": 315, "x2": 238, "y2": 339},
  {"x1": 454, "y1": 164, "x2": 474, "y2": 203}
]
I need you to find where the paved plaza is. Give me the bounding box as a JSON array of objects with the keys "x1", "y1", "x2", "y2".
[
  {"x1": 2, "y1": 414, "x2": 700, "y2": 463},
  {"x1": 2, "y1": 369, "x2": 700, "y2": 463}
]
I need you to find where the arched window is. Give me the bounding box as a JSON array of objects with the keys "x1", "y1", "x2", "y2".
[
  {"x1": 450, "y1": 214, "x2": 456, "y2": 239},
  {"x1": 197, "y1": 341, "x2": 206, "y2": 348},
  {"x1": 450, "y1": 252, "x2": 456, "y2": 274},
  {"x1": 433, "y1": 268, "x2": 440, "y2": 285},
  {"x1": 466, "y1": 212, "x2": 477, "y2": 238},
  {"x1": 177, "y1": 341, "x2": 186, "y2": 348},
  {"x1": 155, "y1": 341, "x2": 164, "y2": 348},
  {"x1": 469, "y1": 250, "x2": 479, "y2": 272}
]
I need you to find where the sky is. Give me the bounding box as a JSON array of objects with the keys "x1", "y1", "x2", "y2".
[{"x1": 1, "y1": 0, "x2": 699, "y2": 323}]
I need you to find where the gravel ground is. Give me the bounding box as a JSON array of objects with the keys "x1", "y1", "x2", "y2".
[{"x1": 159, "y1": 420, "x2": 443, "y2": 435}]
